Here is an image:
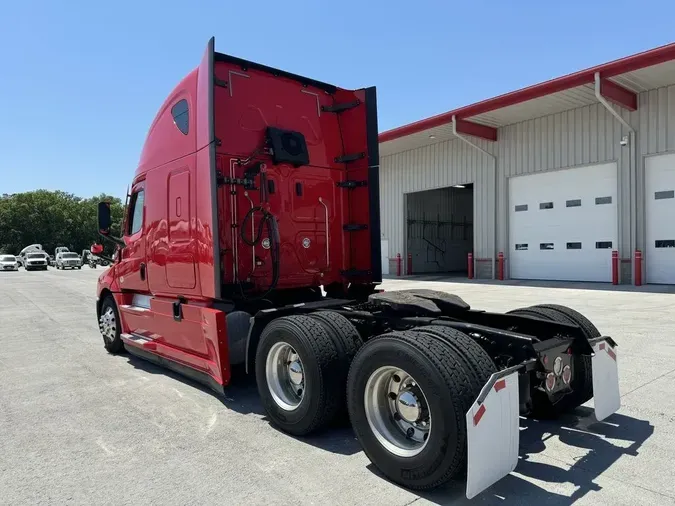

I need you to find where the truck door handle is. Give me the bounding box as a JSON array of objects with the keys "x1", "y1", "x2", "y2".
[{"x1": 140, "y1": 262, "x2": 146, "y2": 281}]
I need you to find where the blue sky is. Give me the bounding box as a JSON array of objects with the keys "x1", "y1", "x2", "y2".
[{"x1": 2, "y1": 0, "x2": 675, "y2": 199}]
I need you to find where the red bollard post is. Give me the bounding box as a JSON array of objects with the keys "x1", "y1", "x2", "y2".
[
  {"x1": 634, "y1": 250, "x2": 642, "y2": 286},
  {"x1": 497, "y1": 252, "x2": 505, "y2": 280},
  {"x1": 407, "y1": 253, "x2": 413, "y2": 275},
  {"x1": 396, "y1": 253, "x2": 402, "y2": 277},
  {"x1": 611, "y1": 250, "x2": 619, "y2": 285},
  {"x1": 467, "y1": 252, "x2": 474, "y2": 279}
]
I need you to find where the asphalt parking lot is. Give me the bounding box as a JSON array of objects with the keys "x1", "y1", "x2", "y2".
[{"x1": 1, "y1": 269, "x2": 674, "y2": 505}]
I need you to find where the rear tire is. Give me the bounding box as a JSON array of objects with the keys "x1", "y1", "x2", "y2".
[
  {"x1": 411, "y1": 325, "x2": 496, "y2": 390},
  {"x1": 309, "y1": 311, "x2": 363, "y2": 420},
  {"x1": 255, "y1": 315, "x2": 342, "y2": 436},
  {"x1": 530, "y1": 304, "x2": 598, "y2": 408},
  {"x1": 508, "y1": 305, "x2": 594, "y2": 417},
  {"x1": 347, "y1": 331, "x2": 479, "y2": 491}
]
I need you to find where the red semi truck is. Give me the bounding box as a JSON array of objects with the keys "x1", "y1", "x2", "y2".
[{"x1": 94, "y1": 37, "x2": 620, "y2": 499}]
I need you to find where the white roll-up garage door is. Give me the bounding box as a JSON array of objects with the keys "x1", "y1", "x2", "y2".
[
  {"x1": 509, "y1": 163, "x2": 618, "y2": 282},
  {"x1": 645, "y1": 154, "x2": 675, "y2": 284}
]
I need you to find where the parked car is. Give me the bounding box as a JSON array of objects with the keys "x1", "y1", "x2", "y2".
[
  {"x1": 56, "y1": 252, "x2": 82, "y2": 270},
  {"x1": 19, "y1": 244, "x2": 45, "y2": 268},
  {"x1": 48, "y1": 255, "x2": 56, "y2": 266},
  {"x1": 24, "y1": 252, "x2": 49, "y2": 271},
  {"x1": 0, "y1": 254, "x2": 19, "y2": 271}
]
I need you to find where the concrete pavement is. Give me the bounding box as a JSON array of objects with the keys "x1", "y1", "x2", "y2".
[{"x1": 1, "y1": 269, "x2": 673, "y2": 505}]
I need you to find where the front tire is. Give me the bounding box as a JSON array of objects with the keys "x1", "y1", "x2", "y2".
[
  {"x1": 99, "y1": 296, "x2": 124, "y2": 354},
  {"x1": 255, "y1": 315, "x2": 342, "y2": 436},
  {"x1": 347, "y1": 331, "x2": 479, "y2": 491}
]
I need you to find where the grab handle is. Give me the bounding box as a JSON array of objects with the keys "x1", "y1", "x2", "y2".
[{"x1": 319, "y1": 197, "x2": 329, "y2": 269}]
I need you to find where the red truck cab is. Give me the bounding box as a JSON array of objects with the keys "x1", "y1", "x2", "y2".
[{"x1": 96, "y1": 37, "x2": 381, "y2": 388}]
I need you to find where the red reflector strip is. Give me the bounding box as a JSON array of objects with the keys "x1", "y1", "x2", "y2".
[
  {"x1": 607, "y1": 347, "x2": 617, "y2": 361},
  {"x1": 599, "y1": 343, "x2": 606, "y2": 351},
  {"x1": 473, "y1": 404, "x2": 486, "y2": 426},
  {"x1": 494, "y1": 379, "x2": 506, "y2": 392}
]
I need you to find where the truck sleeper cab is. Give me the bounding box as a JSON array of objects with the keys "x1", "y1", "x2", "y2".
[{"x1": 95, "y1": 37, "x2": 620, "y2": 500}]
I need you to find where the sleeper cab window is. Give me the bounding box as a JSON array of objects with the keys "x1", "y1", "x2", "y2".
[
  {"x1": 128, "y1": 190, "x2": 145, "y2": 235},
  {"x1": 171, "y1": 99, "x2": 189, "y2": 135}
]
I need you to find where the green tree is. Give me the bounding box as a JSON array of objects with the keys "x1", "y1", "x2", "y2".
[{"x1": 0, "y1": 191, "x2": 124, "y2": 256}]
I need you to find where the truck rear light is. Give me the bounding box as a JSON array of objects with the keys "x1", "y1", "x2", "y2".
[
  {"x1": 553, "y1": 356, "x2": 563, "y2": 376},
  {"x1": 545, "y1": 372, "x2": 556, "y2": 392},
  {"x1": 542, "y1": 355, "x2": 548, "y2": 366},
  {"x1": 562, "y1": 365, "x2": 572, "y2": 385}
]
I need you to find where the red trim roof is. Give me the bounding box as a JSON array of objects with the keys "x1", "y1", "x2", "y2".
[{"x1": 379, "y1": 42, "x2": 675, "y2": 143}]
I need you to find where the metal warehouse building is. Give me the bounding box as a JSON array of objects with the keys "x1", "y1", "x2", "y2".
[{"x1": 377, "y1": 43, "x2": 675, "y2": 284}]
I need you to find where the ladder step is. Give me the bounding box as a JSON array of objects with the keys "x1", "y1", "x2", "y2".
[
  {"x1": 343, "y1": 224, "x2": 368, "y2": 231},
  {"x1": 321, "y1": 100, "x2": 361, "y2": 113},
  {"x1": 335, "y1": 152, "x2": 365, "y2": 164},
  {"x1": 336, "y1": 180, "x2": 367, "y2": 189}
]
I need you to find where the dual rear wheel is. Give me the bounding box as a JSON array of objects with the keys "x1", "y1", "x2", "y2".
[
  {"x1": 255, "y1": 303, "x2": 599, "y2": 491},
  {"x1": 255, "y1": 314, "x2": 498, "y2": 490},
  {"x1": 254, "y1": 312, "x2": 362, "y2": 436}
]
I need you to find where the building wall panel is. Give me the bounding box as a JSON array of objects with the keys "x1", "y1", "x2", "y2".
[{"x1": 380, "y1": 82, "x2": 675, "y2": 281}]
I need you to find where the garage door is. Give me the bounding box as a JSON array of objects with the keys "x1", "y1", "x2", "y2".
[
  {"x1": 645, "y1": 154, "x2": 675, "y2": 284},
  {"x1": 509, "y1": 163, "x2": 618, "y2": 282}
]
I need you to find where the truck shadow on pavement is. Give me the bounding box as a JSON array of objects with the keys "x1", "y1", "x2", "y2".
[
  {"x1": 125, "y1": 354, "x2": 654, "y2": 499},
  {"x1": 370, "y1": 408, "x2": 654, "y2": 505},
  {"x1": 125, "y1": 354, "x2": 364, "y2": 456}
]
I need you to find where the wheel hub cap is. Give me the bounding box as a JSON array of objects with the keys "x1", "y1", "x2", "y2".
[
  {"x1": 99, "y1": 307, "x2": 116, "y2": 342},
  {"x1": 396, "y1": 390, "x2": 421, "y2": 423},
  {"x1": 288, "y1": 360, "x2": 303, "y2": 385},
  {"x1": 266, "y1": 342, "x2": 305, "y2": 411},
  {"x1": 364, "y1": 367, "x2": 431, "y2": 458}
]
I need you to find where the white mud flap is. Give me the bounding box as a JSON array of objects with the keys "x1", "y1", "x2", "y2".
[
  {"x1": 465, "y1": 370, "x2": 520, "y2": 500},
  {"x1": 591, "y1": 338, "x2": 620, "y2": 421}
]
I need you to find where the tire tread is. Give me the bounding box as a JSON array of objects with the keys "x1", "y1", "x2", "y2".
[
  {"x1": 348, "y1": 330, "x2": 479, "y2": 490},
  {"x1": 257, "y1": 315, "x2": 342, "y2": 435}
]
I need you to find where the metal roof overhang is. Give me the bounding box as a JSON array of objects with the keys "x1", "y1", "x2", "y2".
[{"x1": 379, "y1": 42, "x2": 675, "y2": 156}]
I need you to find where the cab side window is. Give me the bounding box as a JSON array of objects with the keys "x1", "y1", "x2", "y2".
[
  {"x1": 171, "y1": 99, "x2": 189, "y2": 135},
  {"x1": 127, "y1": 190, "x2": 145, "y2": 235}
]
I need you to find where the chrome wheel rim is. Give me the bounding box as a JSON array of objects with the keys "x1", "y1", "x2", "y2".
[
  {"x1": 266, "y1": 342, "x2": 305, "y2": 411},
  {"x1": 99, "y1": 306, "x2": 117, "y2": 343},
  {"x1": 364, "y1": 366, "x2": 431, "y2": 457}
]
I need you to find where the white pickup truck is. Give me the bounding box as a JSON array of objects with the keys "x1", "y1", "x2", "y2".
[{"x1": 56, "y1": 252, "x2": 83, "y2": 270}]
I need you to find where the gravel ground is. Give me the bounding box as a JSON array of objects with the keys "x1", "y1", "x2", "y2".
[{"x1": 1, "y1": 268, "x2": 674, "y2": 505}]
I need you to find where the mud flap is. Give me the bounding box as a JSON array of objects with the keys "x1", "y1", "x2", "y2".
[
  {"x1": 591, "y1": 338, "x2": 620, "y2": 421},
  {"x1": 465, "y1": 369, "x2": 520, "y2": 500}
]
